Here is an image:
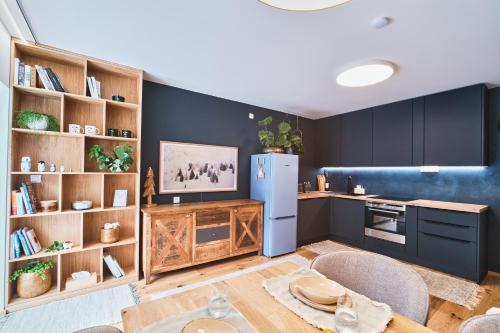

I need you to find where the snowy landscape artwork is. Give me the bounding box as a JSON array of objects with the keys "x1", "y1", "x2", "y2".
[{"x1": 159, "y1": 141, "x2": 238, "y2": 194}]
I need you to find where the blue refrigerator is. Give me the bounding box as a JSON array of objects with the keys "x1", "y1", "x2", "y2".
[{"x1": 251, "y1": 153, "x2": 298, "y2": 257}]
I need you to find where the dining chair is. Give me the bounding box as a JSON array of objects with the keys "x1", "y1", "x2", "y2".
[
  {"x1": 73, "y1": 326, "x2": 123, "y2": 333},
  {"x1": 311, "y1": 250, "x2": 429, "y2": 325},
  {"x1": 458, "y1": 314, "x2": 500, "y2": 333}
]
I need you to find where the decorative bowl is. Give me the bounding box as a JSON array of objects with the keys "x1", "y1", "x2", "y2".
[
  {"x1": 182, "y1": 318, "x2": 238, "y2": 333},
  {"x1": 40, "y1": 200, "x2": 58, "y2": 212},
  {"x1": 71, "y1": 200, "x2": 93, "y2": 210},
  {"x1": 294, "y1": 276, "x2": 345, "y2": 305},
  {"x1": 26, "y1": 116, "x2": 49, "y2": 131}
]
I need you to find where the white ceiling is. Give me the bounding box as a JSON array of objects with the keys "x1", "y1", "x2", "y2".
[{"x1": 17, "y1": 0, "x2": 500, "y2": 119}]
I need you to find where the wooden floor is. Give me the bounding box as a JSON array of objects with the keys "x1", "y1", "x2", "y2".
[{"x1": 131, "y1": 248, "x2": 500, "y2": 333}]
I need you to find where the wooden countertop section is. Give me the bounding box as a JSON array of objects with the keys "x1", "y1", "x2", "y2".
[
  {"x1": 141, "y1": 199, "x2": 263, "y2": 215},
  {"x1": 298, "y1": 191, "x2": 488, "y2": 214}
]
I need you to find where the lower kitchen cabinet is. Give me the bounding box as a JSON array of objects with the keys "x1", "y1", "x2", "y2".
[
  {"x1": 330, "y1": 198, "x2": 365, "y2": 246},
  {"x1": 297, "y1": 198, "x2": 330, "y2": 247}
]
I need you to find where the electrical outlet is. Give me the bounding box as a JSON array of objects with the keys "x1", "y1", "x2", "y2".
[
  {"x1": 249, "y1": 113, "x2": 254, "y2": 119},
  {"x1": 173, "y1": 196, "x2": 180, "y2": 204}
]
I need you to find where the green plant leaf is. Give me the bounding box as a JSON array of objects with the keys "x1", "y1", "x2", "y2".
[
  {"x1": 277, "y1": 121, "x2": 291, "y2": 134},
  {"x1": 258, "y1": 116, "x2": 272, "y2": 127},
  {"x1": 258, "y1": 129, "x2": 274, "y2": 147},
  {"x1": 9, "y1": 260, "x2": 54, "y2": 282},
  {"x1": 15, "y1": 110, "x2": 60, "y2": 132},
  {"x1": 88, "y1": 144, "x2": 134, "y2": 173}
]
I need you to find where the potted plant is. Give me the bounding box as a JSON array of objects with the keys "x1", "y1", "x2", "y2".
[
  {"x1": 88, "y1": 144, "x2": 134, "y2": 172},
  {"x1": 16, "y1": 110, "x2": 60, "y2": 132},
  {"x1": 257, "y1": 116, "x2": 304, "y2": 154},
  {"x1": 10, "y1": 260, "x2": 54, "y2": 298}
]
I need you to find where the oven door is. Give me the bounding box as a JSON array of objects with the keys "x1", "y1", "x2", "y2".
[{"x1": 365, "y1": 206, "x2": 406, "y2": 244}]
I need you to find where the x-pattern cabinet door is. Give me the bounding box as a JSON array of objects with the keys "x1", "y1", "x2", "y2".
[
  {"x1": 231, "y1": 205, "x2": 261, "y2": 254},
  {"x1": 151, "y1": 212, "x2": 193, "y2": 272}
]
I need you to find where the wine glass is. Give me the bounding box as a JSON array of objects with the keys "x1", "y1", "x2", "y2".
[{"x1": 335, "y1": 294, "x2": 359, "y2": 333}]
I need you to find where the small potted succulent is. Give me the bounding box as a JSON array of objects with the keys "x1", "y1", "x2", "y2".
[
  {"x1": 89, "y1": 144, "x2": 134, "y2": 172},
  {"x1": 10, "y1": 260, "x2": 54, "y2": 298}
]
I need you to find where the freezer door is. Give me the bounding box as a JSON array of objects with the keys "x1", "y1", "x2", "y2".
[
  {"x1": 264, "y1": 216, "x2": 297, "y2": 257},
  {"x1": 270, "y1": 154, "x2": 298, "y2": 219}
]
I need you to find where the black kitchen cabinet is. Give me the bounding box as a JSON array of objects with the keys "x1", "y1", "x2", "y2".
[
  {"x1": 340, "y1": 109, "x2": 373, "y2": 166},
  {"x1": 315, "y1": 116, "x2": 341, "y2": 167},
  {"x1": 330, "y1": 198, "x2": 365, "y2": 246},
  {"x1": 372, "y1": 100, "x2": 413, "y2": 166},
  {"x1": 423, "y1": 84, "x2": 488, "y2": 166},
  {"x1": 297, "y1": 198, "x2": 330, "y2": 247}
]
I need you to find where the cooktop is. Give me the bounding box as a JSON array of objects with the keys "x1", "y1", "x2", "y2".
[{"x1": 373, "y1": 195, "x2": 417, "y2": 202}]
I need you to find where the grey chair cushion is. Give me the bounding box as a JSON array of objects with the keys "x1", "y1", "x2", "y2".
[
  {"x1": 73, "y1": 326, "x2": 122, "y2": 333},
  {"x1": 311, "y1": 250, "x2": 429, "y2": 325},
  {"x1": 458, "y1": 314, "x2": 500, "y2": 333}
]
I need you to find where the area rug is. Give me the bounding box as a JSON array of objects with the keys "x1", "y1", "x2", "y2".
[
  {"x1": 303, "y1": 240, "x2": 484, "y2": 309},
  {"x1": 0, "y1": 284, "x2": 137, "y2": 333}
]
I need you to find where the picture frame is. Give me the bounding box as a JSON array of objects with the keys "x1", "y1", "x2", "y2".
[
  {"x1": 159, "y1": 141, "x2": 238, "y2": 194},
  {"x1": 112, "y1": 189, "x2": 128, "y2": 207}
]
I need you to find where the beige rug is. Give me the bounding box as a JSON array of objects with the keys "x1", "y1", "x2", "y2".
[{"x1": 303, "y1": 240, "x2": 484, "y2": 309}]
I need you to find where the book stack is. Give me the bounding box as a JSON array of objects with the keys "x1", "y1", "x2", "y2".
[
  {"x1": 103, "y1": 253, "x2": 125, "y2": 278},
  {"x1": 10, "y1": 227, "x2": 42, "y2": 259},
  {"x1": 13, "y1": 58, "x2": 36, "y2": 87},
  {"x1": 34, "y1": 65, "x2": 65, "y2": 92},
  {"x1": 11, "y1": 181, "x2": 41, "y2": 216},
  {"x1": 87, "y1": 76, "x2": 101, "y2": 98}
]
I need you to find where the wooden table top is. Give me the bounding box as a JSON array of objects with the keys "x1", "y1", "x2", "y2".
[{"x1": 121, "y1": 261, "x2": 435, "y2": 333}]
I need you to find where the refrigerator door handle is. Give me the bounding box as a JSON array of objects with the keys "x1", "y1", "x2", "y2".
[{"x1": 273, "y1": 215, "x2": 296, "y2": 220}]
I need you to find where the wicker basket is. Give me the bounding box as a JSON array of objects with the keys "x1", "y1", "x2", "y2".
[
  {"x1": 17, "y1": 269, "x2": 52, "y2": 298},
  {"x1": 100, "y1": 227, "x2": 120, "y2": 244}
]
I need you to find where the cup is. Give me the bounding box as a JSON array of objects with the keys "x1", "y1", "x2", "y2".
[
  {"x1": 121, "y1": 129, "x2": 132, "y2": 138},
  {"x1": 85, "y1": 125, "x2": 100, "y2": 135},
  {"x1": 207, "y1": 287, "x2": 230, "y2": 319},
  {"x1": 107, "y1": 128, "x2": 119, "y2": 137},
  {"x1": 335, "y1": 294, "x2": 359, "y2": 333},
  {"x1": 68, "y1": 124, "x2": 84, "y2": 134}
]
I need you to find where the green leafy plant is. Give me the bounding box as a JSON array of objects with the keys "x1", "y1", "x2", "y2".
[
  {"x1": 16, "y1": 110, "x2": 60, "y2": 131},
  {"x1": 89, "y1": 144, "x2": 134, "y2": 172},
  {"x1": 257, "y1": 116, "x2": 304, "y2": 154},
  {"x1": 46, "y1": 240, "x2": 64, "y2": 252},
  {"x1": 9, "y1": 260, "x2": 54, "y2": 282},
  {"x1": 257, "y1": 116, "x2": 275, "y2": 147}
]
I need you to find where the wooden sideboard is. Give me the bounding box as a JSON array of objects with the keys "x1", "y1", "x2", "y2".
[{"x1": 141, "y1": 199, "x2": 263, "y2": 283}]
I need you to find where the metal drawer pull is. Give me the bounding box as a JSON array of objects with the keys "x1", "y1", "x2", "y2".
[
  {"x1": 422, "y1": 232, "x2": 472, "y2": 244},
  {"x1": 368, "y1": 208, "x2": 400, "y2": 215},
  {"x1": 422, "y1": 219, "x2": 470, "y2": 229}
]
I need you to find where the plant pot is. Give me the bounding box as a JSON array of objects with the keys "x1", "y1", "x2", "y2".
[
  {"x1": 17, "y1": 269, "x2": 52, "y2": 298},
  {"x1": 100, "y1": 227, "x2": 120, "y2": 244},
  {"x1": 27, "y1": 116, "x2": 49, "y2": 131},
  {"x1": 262, "y1": 146, "x2": 284, "y2": 154}
]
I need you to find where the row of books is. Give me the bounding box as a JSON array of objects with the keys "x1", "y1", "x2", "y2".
[
  {"x1": 11, "y1": 181, "x2": 41, "y2": 216},
  {"x1": 87, "y1": 76, "x2": 101, "y2": 98},
  {"x1": 103, "y1": 253, "x2": 125, "y2": 278},
  {"x1": 10, "y1": 227, "x2": 42, "y2": 259},
  {"x1": 13, "y1": 58, "x2": 65, "y2": 92}
]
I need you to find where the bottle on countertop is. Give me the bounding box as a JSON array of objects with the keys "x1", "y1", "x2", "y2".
[
  {"x1": 347, "y1": 176, "x2": 353, "y2": 195},
  {"x1": 324, "y1": 170, "x2": 330, "y2": 190}
]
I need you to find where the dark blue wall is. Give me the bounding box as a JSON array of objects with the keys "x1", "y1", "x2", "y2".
[
  {"x1": 141, "y1": 81, "x2": 317, "y2": 204},
  {"x1": 325, "y1": 88, "x2": 500, "y2": 271}
]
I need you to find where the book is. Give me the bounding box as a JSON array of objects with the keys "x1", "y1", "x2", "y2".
[
  {"x1": 103, "y1": 253, "x2": 123, "y2": 278},
  {"x1": 19, "y1": 184, "x2": 33, "y2": 214},
  {"x1": 52, "y1": 70, "x2": 65, "y2": 91},
  {"x1": 19, "y1": 62, "x2": 25, "y2": 86},
  {"x1": 87, "y1": 76, "x2": 98, "y2": 98},
  {"x1": 26, "y1": 228, "x2": 42, "y2": 253},
  {"x1": 15, "y1": 191, "x2": 26, "y2": 215},
  {"x1": 24, "y1": 65, "x2": 31, "y2": 87},
  {"x1": 46, "y1": 68, "x2": 64, "y2": 92},
  {"x1": 22, "y1": 227, "x2": 35, "y2": 254},
  {"x1": 113, "y1": 257, "x2": 125, "y2": 276},
  {"x1": 9, "y1": 233, "x2": 16, "y2": 259},
  {"x1": 30, "y1": 67, "x2": 37, "y2": 87},
  {"x1": 35, "y1": 65, "x2": 53, "y2": 90},
  {"x1": 14, "y1": 58, "x2": 20, "y2": 85},
  {"x1": 25, "y1": 181, "x2": 40, "y2": 213},
  {"x1": 13, "y1": 232, "x2": 21, "y2": 259},
  {"x1": 16, "y1": 229, "x2": 31, "y2": 256},
  {"x1": 11, "y1": 190, "x2": 17, "y2": 215},
  {"x1": 95, "y1": 80, "x2": 101, "y2": 98}
]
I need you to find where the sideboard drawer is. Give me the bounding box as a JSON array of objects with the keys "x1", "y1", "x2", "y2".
[
  {"x1": 418, "y1": 208, "x2": 477, "y2": 227},
  {"x1": 196, "y1": 225, "x2": 230, "y2": 244},
  {"x1": 194, "y1": 240, "x2": 230, "y2": 262},
  {"x1": 196, "y1": 209, "x2": 231, "y2": 227},
  {"x1": 418, "y1": 219, "x2": 477, "y2": 242}
]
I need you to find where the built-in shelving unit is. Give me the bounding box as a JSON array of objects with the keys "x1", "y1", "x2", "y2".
[{"x1": 6, "y1": 39, "x2": 142, "y2": 312}]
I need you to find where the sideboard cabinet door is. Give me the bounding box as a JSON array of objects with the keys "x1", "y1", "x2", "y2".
[
  {"x1": 231, "y1": 205, "x2": 261, "y2": 254},
  {"x1": 151, "y1": 212, "x2": 194, "y2": 272}
]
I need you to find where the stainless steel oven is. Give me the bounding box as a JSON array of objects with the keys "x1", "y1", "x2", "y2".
[{"x1": 365, "y1": 201, "x2": 406, "y2": 244}]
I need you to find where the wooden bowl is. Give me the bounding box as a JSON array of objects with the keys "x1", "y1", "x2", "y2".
[
  {"x1": 182, "y1": 318, "x2": 239, "y2": 333},
  {"x1": 17, "y1": 269, "x2": 52, "y2": 298},
  {"x1": 293, "y1": 276, "x2": 345, "y2": 305},
  {"x1": 40, "y1": 200, "x2": 58, "y2": 212},
  {"x1": 100, "y1": 227, "x2": 120, "y2": 244}
]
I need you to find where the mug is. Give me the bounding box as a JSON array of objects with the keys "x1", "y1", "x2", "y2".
[
  {"x1": 85, "y1": 125, "x2": 100, "y2": 135},
  {"x1": 107, "y1": 128, "x2": 119, "y2": 137},
  {"x1": 68, "y1": 124, "x2": 84, "y2": 134},
  {"x1": 121, "y1": 129, "x2": 132, "y2": 138}
]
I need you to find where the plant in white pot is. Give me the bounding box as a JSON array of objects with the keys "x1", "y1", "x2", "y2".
[
  {"x1": 16, "y1": 110, "x2": 60, "y2": 132},
  {"x1": 9, "y1": 260, "x2": 54, "y2": 298}
]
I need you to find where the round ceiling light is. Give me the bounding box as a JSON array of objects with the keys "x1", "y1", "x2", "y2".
[
  {"x1": 336, "y1": 61, "x2": 396, "y2": 87},
  {"x1": 259, "y1": 0, "x2": 351, "y2": 11}
]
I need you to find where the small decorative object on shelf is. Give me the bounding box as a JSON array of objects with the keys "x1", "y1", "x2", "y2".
[
  {"x1": 112, "y1": 95, "x2": 125, "y2": 102},
  {"x1": 39, "y1": 200, "x2": 57, "y2": 212},
  {"x1": 100, "y1": 222, "x2": 120, "y2": 244},
  {"x1": 63, "y1": 241, "x2": 73, "y2": 249},
  {"x1": 37, "y1": 161, "x2": 46, "y2": 172},
  {"x1": 84, "y1": 125, "x2": 100, "y2": 135},
  {"x1": 88, "y1": 144, "x2": 134, "y2": 172},
  {"x1": 257, "y1": 116, "x2": 304, "y2": 154},
  {"x1": 113, "y1": 190, "x2": 128, "y2": 207},
  {"x1": 71, "y1": 200, "x2": 93, "y2": 211},
  {"x1": 107, "y1": 128, "x2": 119, "y2": 137},
  {"x1": 142, "y1": 166, "x2": 157, "y2": 208},
  {"x1": 68, "y1": 123, "x2": 84, "y2": 134},
  {"x1": 9, "y1": 260, "x2": 54, "y2": 298},
  {"x1": 66, "y1": 271, "x2": 97, "y2": 291},
  {"x1": 121, "y1": 129, "x2": 132, "y2": 138},
  {"x1": 16, "y1": 110, "x2": 60, "y2": 132},
  {"x1": 46, "y1": 240, "x2": 64, "y2": 252},
  {"x1": 49, "y1": 163, "x2": 56, "y2": 172},
  {"x1": 20, "y1": 156, "x2": 31, "y2": 172},
  {"x1": 60, "y1": 164, "x2": 65, "y2": 172}
]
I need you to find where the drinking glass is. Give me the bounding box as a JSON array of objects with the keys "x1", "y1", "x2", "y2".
[
  {"x1": 207, "y1": 286, "x2": 230, "y2": 319},
  {"x1": 335, "y1": 294, "x2": 359, "y2": 333}
]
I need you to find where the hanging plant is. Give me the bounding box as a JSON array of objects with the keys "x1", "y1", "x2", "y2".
[{"x1": 89, "y1": 144, "x2": 134, "y2": 172}]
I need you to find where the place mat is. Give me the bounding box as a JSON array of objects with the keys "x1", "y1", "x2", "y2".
[
  {"x1": 263, "y1": 268, "x2": 393, "y2": 333},
  {"x1": 136, "y1": 304, "x2": 256, "y2": 333}
]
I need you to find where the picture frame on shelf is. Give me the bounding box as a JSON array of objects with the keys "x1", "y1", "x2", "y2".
[{"x1": 112, "y1": 189, "x2": 128, "y2": 207}]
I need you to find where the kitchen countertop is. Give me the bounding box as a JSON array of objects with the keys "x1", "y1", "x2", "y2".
[{"x1": 297, "y1": 191, "x2": 488, "y2": 214}]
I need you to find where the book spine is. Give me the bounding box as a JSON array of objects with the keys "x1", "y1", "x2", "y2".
[
  {"x1": 31, "y1": 67, "x2": 37, "y2": 87},
  {"x1": 15, "y1": 192, "x2": 26, "y2": 215},
  {"x1": 16, "y1": 230, "x2": 31, "y2": 256},
  {"x1": 96, "y1": 80, "x2": 101, "y2": 98},
  {"x1": 19, "y1": 62, "x2": 25, "y2": 86},
  {"x1": 52, "y1": 70, "x2": 65, "y2": 92},
  {"x1": 24, "y1": 65, "x2": 31, "y2": 87},
  {"x1": 14, "y1": 58, "x2": 20, "y2": 85},
  {"x1": 14, "y1": 233, "x2": 21, "y2": 258},
  {"x1": 25, "y1": 181, "x2": 40, "y2": 213},
  {"x1": 103, "y1": 254, "x2": 122, "y2": 278},
  {"x1": 26, "y1": 229, "x2": 42, "y2": 253},
  {"x1": 10, "y1": 233, "x2": 15, "y2": 259},
  {"x1": 35, "y1": 65, "x2": 50, "y2": 90},
  {"x1": 20, "y1": 184, "x2": 33, "y2": 215},
  {"x1": 11, "y1": 190, "x2": 17, "y2": 215},
  {"x1": 113, "y1": 258, "x2": 125, "y2": 276},
  {"x1": 42, "y1": 68, "x2": 55, "y2": 91},
  {"x1": 46, "y1": 68, "x2": 63, "y2": 92},
  {"x1": 22, "y1": 227, "x2": 35, "y2": 254}
]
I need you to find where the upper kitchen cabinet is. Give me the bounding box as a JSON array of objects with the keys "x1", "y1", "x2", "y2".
[
  {"x1": 340, "y1": 109, "x2": 373, "y2": 166},
  {"x1": 315, "y1": 116, "x2": 341, "y2": 167},
  {"x1": 372, "y1": 100, "x2": 413, "y2": 166},
  {"x1": 423, "y1": 84, "x2": 488, "y2": 166}
]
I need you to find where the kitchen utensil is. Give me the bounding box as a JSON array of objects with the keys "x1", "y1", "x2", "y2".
[
  {"x1": 68, "y1": 124, "x2": 84, "y2": 134},
  {"x1": 84, "y1": 125, "x2": 100, "y2": 135}
]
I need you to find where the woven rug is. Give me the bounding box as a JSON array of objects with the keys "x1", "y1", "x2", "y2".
[
  {"x1": 303, "y1": 240, "x2": 484, "y2": 309},
  {"x1": 0, "y1": 284, "x2": 137, "y2": 333}
]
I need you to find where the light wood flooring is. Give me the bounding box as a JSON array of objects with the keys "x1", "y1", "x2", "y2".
[{"x1": 131, "y1": 248, "x2": 500, "y2": 333}]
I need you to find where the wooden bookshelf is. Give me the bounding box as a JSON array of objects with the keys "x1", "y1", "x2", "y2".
[{"x1": 5, "y1": 39, "x2": 142, "y2": 312}]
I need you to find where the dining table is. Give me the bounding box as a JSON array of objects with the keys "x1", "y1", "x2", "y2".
[{"x1": 121, "y1": 261, "x2": 435, "y2": 332}]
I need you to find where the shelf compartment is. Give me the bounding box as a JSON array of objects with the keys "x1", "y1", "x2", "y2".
[
  {"x1": 60, "y1": 249, "x2": 101, "y2": 291},
  {"x1": 10, "y1": 173, "x2": 60, "y2": 214},
  {"x1": 83, "y1": 209, "x2": 136, "y2": 246},
  {"x1": 14, "y1": 41, "x2": 86, "y2": 95},
  {"x1": 102, "y1": 243, "x2": 135, "y2": 283},
  {"x1": 61, "y1": 174, "x2": 103, "y2": 211},
  {"x1": 12, "y1": 86, "x2": 63, "y2": 130},
  {"x1": 103, "y1": 174, "x2": 136, "y2": 208},
  {"x1": 11, "y1": 131, "x2": 84, "y2": 173},
  {"x1": 105, "y1": 101, "x2": 138, "y2": 139},
  {"x1": 86, "y1": 60, "x2": 141, "y2": 104},
  {"x1": 63, "y1": 95, "x2": 105, "y2": 135},
  {"x1": 84, "y1": 138, "x2": 138, "y2": 173}
]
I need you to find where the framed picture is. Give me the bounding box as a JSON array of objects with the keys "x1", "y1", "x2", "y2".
[
  {"x1": 159, "y1": 141, "x2": 238, "y2": 194},
  {"x1": 112, "y1": 189, "x2": 128, "y2": 207}
]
